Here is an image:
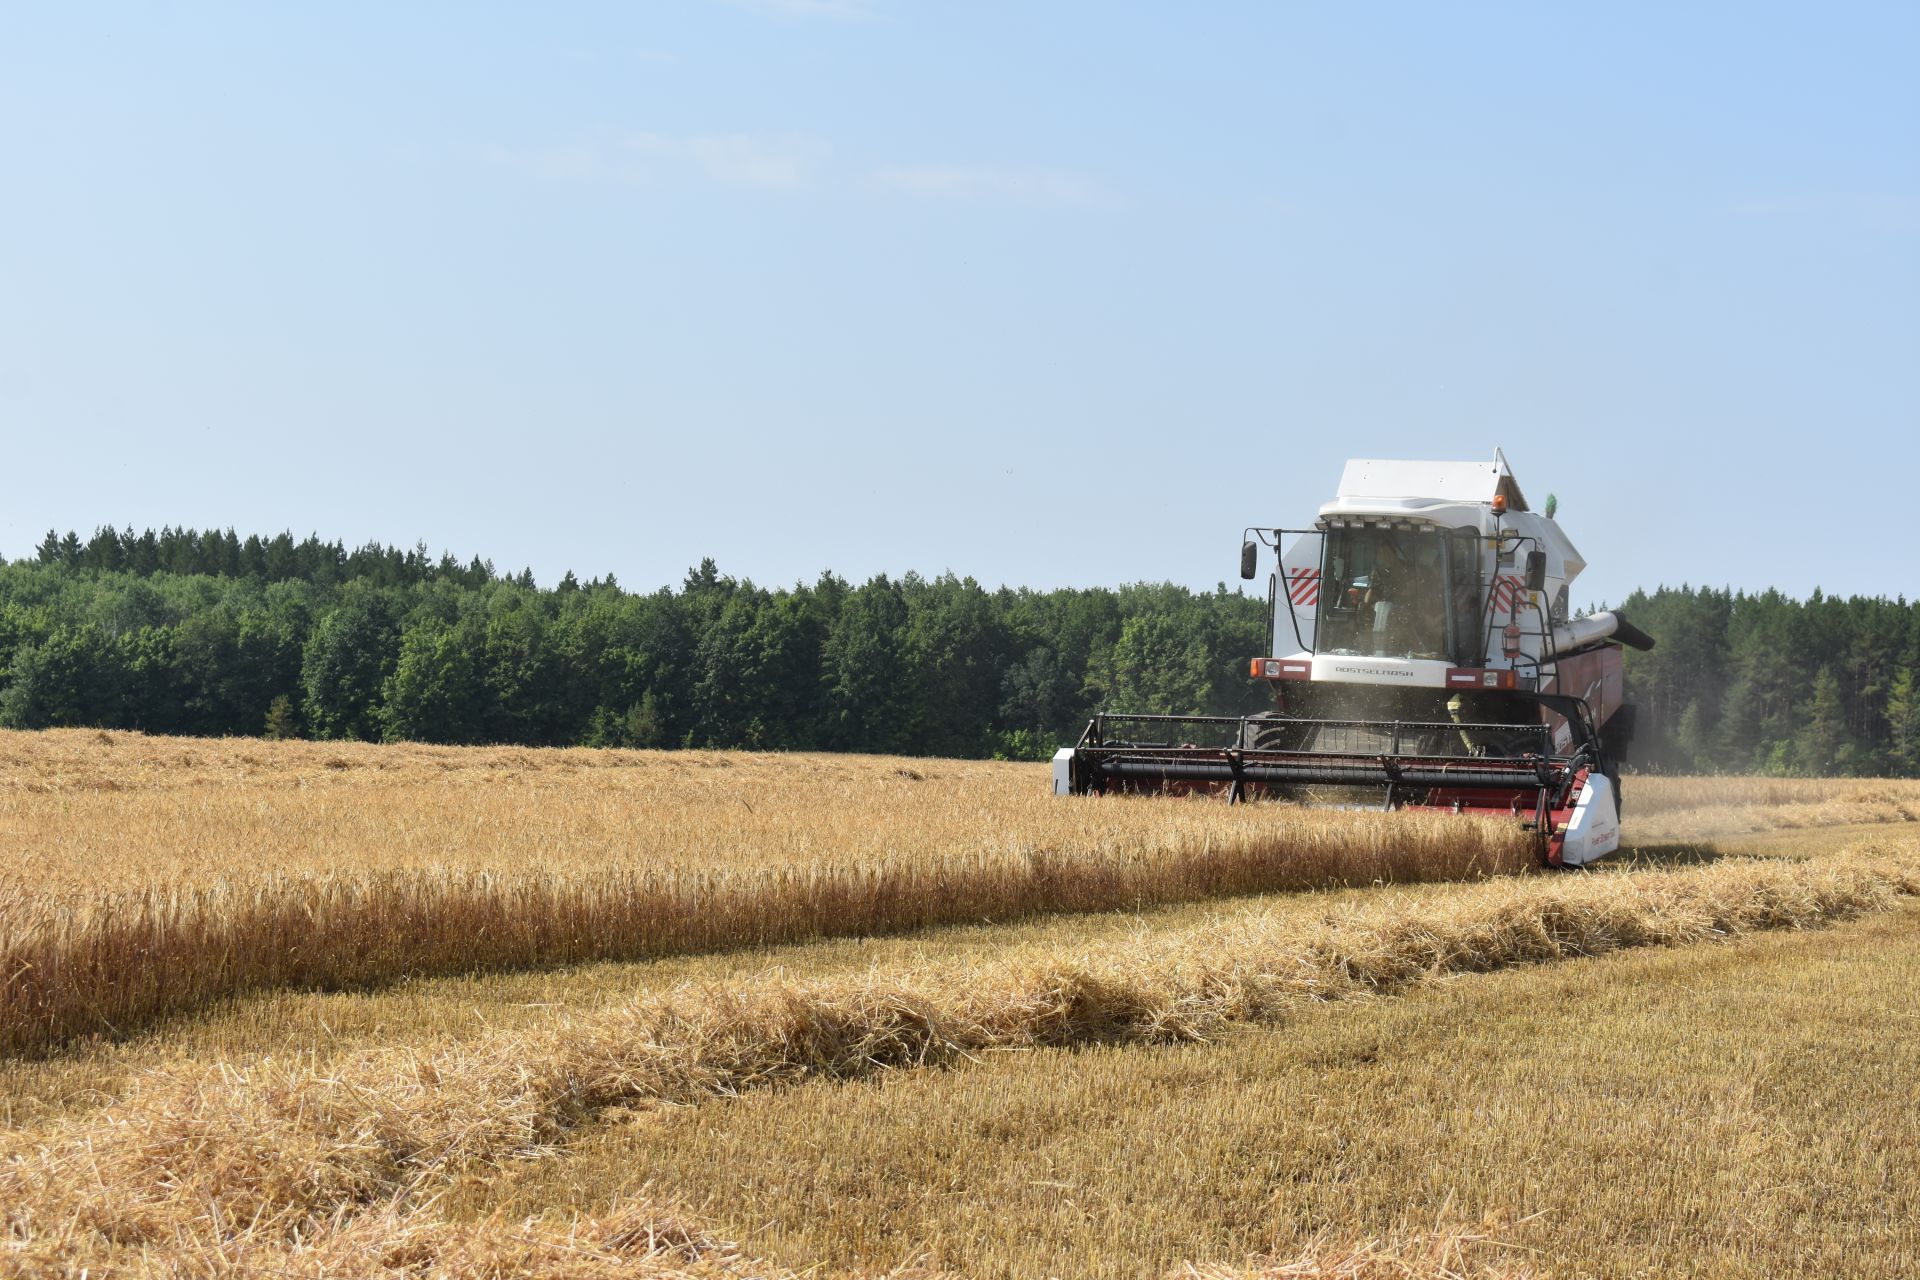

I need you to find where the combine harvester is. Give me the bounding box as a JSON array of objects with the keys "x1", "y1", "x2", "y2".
[{"x1": 1053, "y1": 451, "x2": 1653, "y2": 866}]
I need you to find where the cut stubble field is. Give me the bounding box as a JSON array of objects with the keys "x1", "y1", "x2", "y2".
[{"x1": 3, "y1": 730, "x2": 1920, "y2": 1278}]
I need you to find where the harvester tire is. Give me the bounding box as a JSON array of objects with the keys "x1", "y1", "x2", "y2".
[{"x1": 1240, "y1": 712, "x2": 1305, "y2": 752}]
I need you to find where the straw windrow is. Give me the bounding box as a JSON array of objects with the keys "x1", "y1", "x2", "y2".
[{"x1": 5, "y1": 846, "x2": 1913, "y2": 1275}]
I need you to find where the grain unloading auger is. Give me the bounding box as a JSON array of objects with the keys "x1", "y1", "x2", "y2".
[{"x1": 1052, "y1": 451, "x2": 1655, "y2": 867}]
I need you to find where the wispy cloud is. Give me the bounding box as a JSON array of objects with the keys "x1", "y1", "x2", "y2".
[
  {"x1": 558, "y1": 45, "x2": 678, "y2": 67},
  {"x1": 632, "y1": 132, "x2": 825, "y2": 188},
  {"x1": 717, "y1": 0, "x2": 876, "y2": 19},
  {"x1": 486, "y1": 133, "x2": 828, "y2": 190},
  {"x1": 487, "y1": 137, "x2": 1112, "y2": 210},
  {"x1": 1730, "y1": 191, "x2": 1920, "y2": 236},
  {"x1": 873, "y1": 164, "x2": 1112, "y2": 208}
]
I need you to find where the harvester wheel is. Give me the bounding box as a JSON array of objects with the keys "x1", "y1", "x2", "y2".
[
  {"x1": 1466, "y1": 728, "x2": 1543, "y2": 760},
  {"x1": 1240, "y1": 712, "x2": 1305, "y2": 752}
]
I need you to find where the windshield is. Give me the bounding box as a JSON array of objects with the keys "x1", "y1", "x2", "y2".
[{"x1": 1315, "y1": 526, "x2": 1484, "y2": 662}]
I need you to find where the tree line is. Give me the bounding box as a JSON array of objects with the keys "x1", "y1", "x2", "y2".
[
  {"x1": 1614, "y1": 585, "x2": 1920, "y2": 777},
  {"x1": 2, "y1": 528, "x2": 1268, "y2": 758},
  {"x1": 4, "y1": 530, "x2": 1916, "y2": 774}
]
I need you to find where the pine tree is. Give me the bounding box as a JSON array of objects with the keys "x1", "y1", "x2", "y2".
[
  {"x1": 83, "y1": 527, "x2": 125, "y2": 571},
  {"x1": 1675, "y1": 700, "x2": 1712, "y2": 772},
  {"x1": 1791, "y1": 666, "x2": 1847, "y2": 776},
  {"x1": 1888, "y1": 668, "x2": 1920, "y2": 777},
  {"x1": 130, "y1": 528, "x2": 162, "y2": 576},
  {"x1": 262, "y1": 694, "x2": 300, "y2": 740}
]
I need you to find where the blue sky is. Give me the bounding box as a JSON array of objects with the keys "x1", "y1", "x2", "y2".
[{"x1": 3, "y1": 1, "x2": 1915, "y2": 608}]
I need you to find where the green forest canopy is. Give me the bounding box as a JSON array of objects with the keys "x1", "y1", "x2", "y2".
[{"x1": 3, "y1": 526, "x2": 1916, "y2": 776}]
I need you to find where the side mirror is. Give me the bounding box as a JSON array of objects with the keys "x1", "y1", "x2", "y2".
[
  {"x1": 1239, "y1": 540, "x2": 1258, "y2": 580},
  {"x1": 1524, "y1": 549, "x2": 1548, "y2": 592}
]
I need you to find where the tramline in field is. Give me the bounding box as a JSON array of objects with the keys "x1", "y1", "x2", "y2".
[{"x1": 1053, "y1": 450, "x2": 1655, "y2": 866}]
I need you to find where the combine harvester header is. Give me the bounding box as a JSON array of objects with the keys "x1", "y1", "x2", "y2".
[{"x1": 1053, "y1": 450, "x2": 1654, "y2": 867}]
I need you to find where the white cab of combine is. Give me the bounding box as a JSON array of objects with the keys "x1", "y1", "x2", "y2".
[{"x1": 1276, "y1": 451, "x2": 1609, "y2": 686}]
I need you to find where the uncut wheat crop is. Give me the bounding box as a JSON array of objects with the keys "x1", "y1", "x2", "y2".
[
  {"x1": 0, "y1": 729, "x2": 1532, "y2": 1058},
  {"x1": 1623, "y1": 774, "x2": 1920, "y2": 842}
]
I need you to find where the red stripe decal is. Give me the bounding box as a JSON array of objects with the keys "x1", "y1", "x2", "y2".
[{"x1": 1487, "y1": 575, "x2": 1525, "y2": 616}]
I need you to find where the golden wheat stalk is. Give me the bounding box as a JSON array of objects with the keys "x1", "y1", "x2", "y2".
[
  {"x1": 1, "y1": 796, "x2": 1527, "y2": 1058},
  {"x1": 11, "y1": 731, "x2": 1920, "y2": 1061},
  {"x1": 6, "y1": 844, "x2": 1911, "y2": 1274}
]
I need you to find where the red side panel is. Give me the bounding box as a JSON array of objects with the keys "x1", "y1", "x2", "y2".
[{"x1": 1548, "y1": 644, "x2": 1624, "y2": 727}]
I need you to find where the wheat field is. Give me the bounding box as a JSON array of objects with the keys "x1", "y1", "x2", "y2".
[
  {"x1": 5, "y1": 729, "x2": 1920, "y2": 1277},
  {"x1": 0, "y1": 729, "x2": 1532, "y2": 1058},
  {"x1": 1624, "y1": 773, "x2": 1920, "y2": 833},
  {"x1": 5, "y1": 833, "x2": 1915, "y2": 1276}
]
